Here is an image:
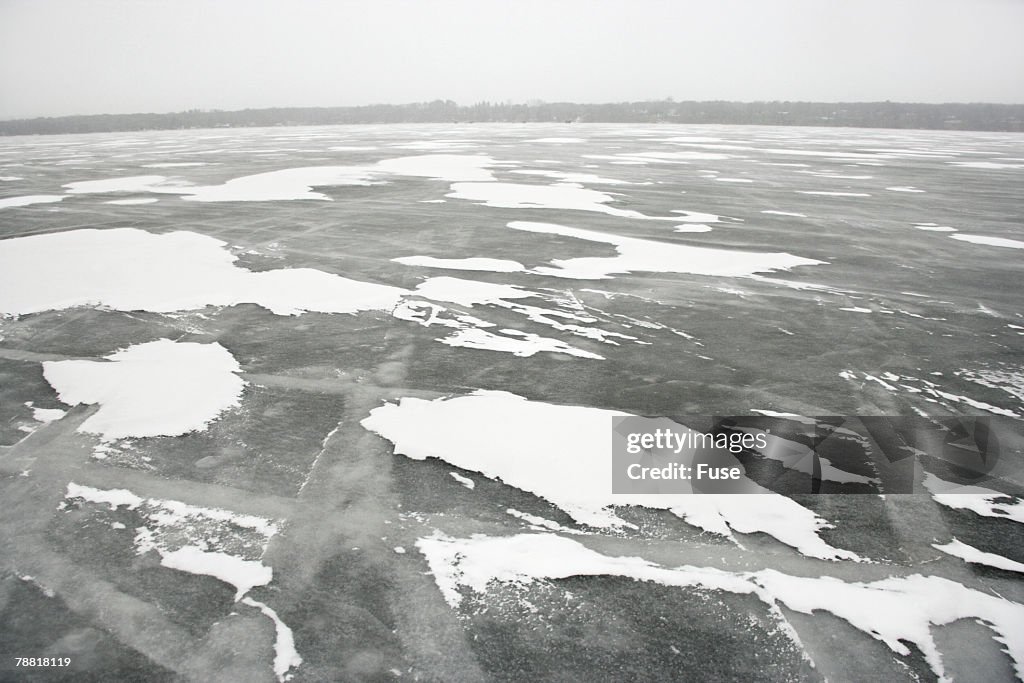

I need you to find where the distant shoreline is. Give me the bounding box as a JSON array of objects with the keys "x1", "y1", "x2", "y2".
[{"x1": 3, "y1": 99, "x2": 1023, "y2": 136}]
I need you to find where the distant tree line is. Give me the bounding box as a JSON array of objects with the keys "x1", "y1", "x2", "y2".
[{"x1": 2, "y1": 99, "x2": 1022, "y2": 135}]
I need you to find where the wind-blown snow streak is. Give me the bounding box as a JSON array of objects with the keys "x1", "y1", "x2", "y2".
[
  {"x1": 362, "y1": 391, "x2": 858, "y2": 560},
  {"x1": 43, "y1": 339, "x2": 244, "y2": 441},
  {"x1": 506, "y1": 221, "x2": 824, "y2": 280},
  {"x1": 0, "y1": 228, "x2": 408, "y2": 317},
  {"x1": 418, "y1": 532, "x2": 1024, "y2": 682}
]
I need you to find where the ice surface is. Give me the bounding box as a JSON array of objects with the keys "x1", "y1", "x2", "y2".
[
  {"x1": 506, "y1": 221, "x2": 824, "y2": 280},
  {"x1": 761, "y1": 210, "x2": 808, "y2": 217},
  {"x1": 795, "y1": 191, "x2": 872, "y2": 197},
  {"x1": 745, "y1": 431, "x2": 879, "y2": 484},
  {"x1": 0, "y1": 194, "x2": 66, "y2": 209},
  {"x1": 43, "y1": 339, "x2": 244, "y2": 440},
  {"x1": 510, "y1": 169, "x2": 632, "y2": 185},
  {"x1": 922, "y1": 473, "x2": 1024, "y2": 524},
  {"x1": 393, "y1": 255, "x2": 525, "y2": 272},
  {"x1": 951, "y1": 234, "x2": 1024, "y2": 249},
  {"x1": 949, "y1": 161, "x2": 1024, "y2": 169},
  {"x1": 65, "y1": 483, "x2": 280, "y2": 601},
  {"x1": 64, "y1": 175, "x2": 179, "y2": 194},
  {"x1": 419, "y1": 532, "x2": 1024, "y2": 681},
  {"x1": 0, "y1": 228, "x2": 409, "y2": 316},
  {"x1": 446, "y1": 181, "x2": 663, "y2": 219},
  {"x1": 363, "y1": 391, "x2": 858, "y2": 559},
  {"x1": 241, "y1": 598, "x2": 303, "y2": 682},
  {"x1": 31, "y1": 406, "x2": 66, "y2": 423},
  {"x1": 59, "y1": 154, "x2": 498, "y2": 203},
  {"x1": 65, "y1": 482, "x2": 143, "y2": 510},
  {"x1": 933, "y1": 539, "x2": 1024, "y2": 573},
  {"x1": 412, "y1": 277, "x2": 534, "y2": 307},
  {"x1": 439, "y1": 327, "x2": 604, "y2": 359},
  {"x1": 159, "y1": 546, "x2": 272, "y2": 601},
  {"x1": 105, "y1": 198, "x2": 159, "y2": 205}
]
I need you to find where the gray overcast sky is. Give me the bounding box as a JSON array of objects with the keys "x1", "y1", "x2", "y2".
[{"x1": 1, "y1": 0, "x2": 1022, "y2": 119}]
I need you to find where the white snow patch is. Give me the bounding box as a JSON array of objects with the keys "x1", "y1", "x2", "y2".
[
  {"x1": 795, "y1": 191, "x2": 871, "y2": 197},
  {"x1": 922, "y1": 473, "x2": 1024, "y2": 524},
  {"x1": 363, "y1": 391, "x2": 858, "y2": 560},
  {"x1": 673, "y1": 210, "x2": 724, "y2": 223},
  {"x1": 761, "y1": 210, "x2": 807, "y2": 218},
  {"x1": 43, "y1": 339, "x2": 244, "y2": 441},
  {"x1": 446, "y1": 181, "x2": 664, "y2": 219},
  {"x1": 449, "y1": 472, "x2": 476, "y2": 489},
  {"x1": 0, "y1": 228, "x2": 408, "y2": 317},
  {"x1": 933, "y1": 539, "x2": 1024, "y2": 573},
  {"x1": 31, "y1": 407, "x2": 66, "y2": 423},
  {"x1": 913, "y1": 224, "x2": 957, "y2": 232},
  {"x1": 65, "y1": 482, "x2": 143, "y2": 510},
  {"x1": 0, "y1": 194, "x2": 66, "y2": 209},
  {"x1": 949, "y1": 161, "x2": 1024, "y2": 169},
  {"x1": 951, "y1": 234, "x2": 1024, "y2": 250},
  {"x1": 418, "y1": 532, "x2": 1024, "y2": 682},
  {"x1": 506, "y1": 221, "x2": 824, "y2": 280},
  {"x1": 510, "y1": 169, "x2": 631, "y2": 185},
  {"x1": 240, "y1": 598, "x2": 303, "y2": 682},
  {"x1": 160, "y1": 546, "x2": 272, "y2": 600},
  {"x1": 744, "y1": 430, "x2": 879, "y2": 485},
  {"x1": 439, "y1": 327, "x2": 603, "y2": 359},
  {"x1": 394, "y1": 256, "x2": 525, "y2": 273},
  {"x1": 105, "y1": 198, "x2": 159, "y2": 205}
]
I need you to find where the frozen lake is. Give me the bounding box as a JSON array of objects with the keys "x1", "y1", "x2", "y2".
[{"x1": 1, "y1": 123, "x2": 1023, "y2": 681}]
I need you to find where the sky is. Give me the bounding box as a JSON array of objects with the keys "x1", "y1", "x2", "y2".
[{"x1": 1, "y1": 0, "x2": 1022, "y2": 119}]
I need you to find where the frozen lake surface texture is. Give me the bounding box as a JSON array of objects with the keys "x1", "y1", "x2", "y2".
[{"x1": 1, "y1": 123, "x2": 1023, "y2": 682}]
